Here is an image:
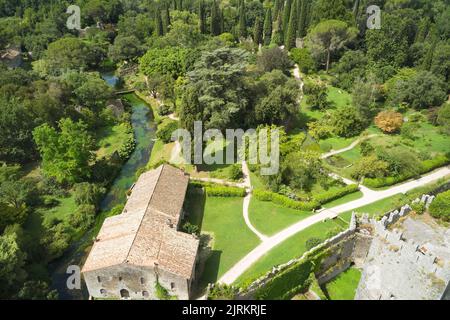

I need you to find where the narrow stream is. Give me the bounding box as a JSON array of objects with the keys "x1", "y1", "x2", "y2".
[{"x1": 49, "y1": 72, "x2": 156, "y2": 299}]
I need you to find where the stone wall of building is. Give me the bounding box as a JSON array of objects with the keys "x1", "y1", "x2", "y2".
[{"x1": 83, "y1": 264, "x2": 191, "y2": 300}]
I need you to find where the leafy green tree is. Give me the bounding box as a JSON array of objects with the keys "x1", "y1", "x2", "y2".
[
  {"x1": 69, "y1": 204, "x2": 96, "y2": 231},
  {"x1": 257, "y1": 47, "x2": 294, "y2": 75},
  {"x1": 333, "y1": 50, "x2": 368, "y2": 90},
  {"x1": 437, "y1": 103, "x2": 450, "y2": 134},
  {"x1": 263, "y1": 8, "x2": 272, "y2": 45},
  {"x1": 311, "y1": 0, "x2": 351, "y2": 24},
  {"x1": 388, "y1": 71, "x2": 447, "y2": 109},
  {"x1": 331, "y1": 105, "x2": 365, "y2": 138},
  {"x1": 351, "y1": 75, "x2": 382, "y2": 121},
  {"x1": 307, "y1": 20, "x2": 357, "y2": 72},
  {"x1": 181, "y1": 47, "x2": 251, "y2": 131},
  {"x1": 305, "y1": 82, "x2": 331, "y2": 110},
  {"x1": 0, "y1": 96, "x2": 37, "y2": 163},
  {"x1": 108, "y1": 35, "x2": 143, "y2": 63},
  {"x1": 33, "y1": 118, "x2": 95, "y2": 185},
  {"x1": 139, "y1": 47, "x2": 189, "y2": 79},
  {"x1": 17, "y1": 281, "x2": 58, "y2": 300},
  {"x1": 0, "y1": 228, "x2": 27, "y2": 298},
  {"x1": 74, "y1": 183, "x2": 105, "y2": 208},
  {"x1": 351, "y1": 155, "x2": 389, "y2": 179}
]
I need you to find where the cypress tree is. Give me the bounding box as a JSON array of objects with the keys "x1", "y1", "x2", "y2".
[
  {"x1": 253, "y1": 16, "x2": 263, "y2": 45},
  {"x1": 155, "y1": 7, "x2": 164, "y2": 36},
  {"x1": 199, "y1": 0, "x2": 206, "y2": 34},
  {"x1": 273, "y1": 0, "x2": 282, "y2": 21},
  {"x1": 298, "y1": 0, "x2": 307, "y2": 37},
  {"x1": 210, "y1": 0, "x2": 221, "y2": 36},
  {"x1": 282, "y1": 0, "x2": 292, "y2": 38},
  {"x1": 238, "y1": 0, "x2": 247, "y2": 38},
  {"x1": 285, "y1": 0, "x2": 298, "y2": 50},
  {"x1": 173, "y1": 0, "x2": 177, "y2": 10},
  {"x1": 271, "y1": 11, "x2": 284, "y2": 45},
  {"x1": 162, "y1": 5, "x2": 171, "y2": 34},
  {"x1": 220, "y1": 9, "x2": 225, "y2": 34},
  {"x1": 263, "y1": 8, "x2": 272, "y2": 46}
]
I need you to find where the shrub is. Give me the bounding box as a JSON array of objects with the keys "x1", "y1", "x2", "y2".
[
  {"x1": 68, "y1": 204, "x2": 96, "y2": 231},
  {"x1": 253, "y1": 190, "x2": 319, "y2": 211},
  {"x1": 374, "y1": 111, "x2": 403, "y2": 133},
  {"x1": 229, "y1": 164, "x2": 243, "y2": 181},
  {"x1": 429, "y1": 190, "x2": 450, "y2": 221},
  {"x1": 205, "y1": 186, "x2": 246, "y2": 197},
  {"x1": 208, "y1": 284, "x2": 238, "y2": 300},
  {"x1": 118, "y1": 133, "x2": 136, "y2": 160},
  {"x1": 290, "y1": 48, "x2": 316, "y2": 74},
  {"x1": 156, "y1": 121, "x2": 178, "y2": 143},
  {"x1": 157, "y1": 104, "x2": 172, "y2": 116},
  {"x1": 182, "y1": 222, "x2": 199, "y2": 236},
  {"x1": 74, "y1": 183, "x2": 106, "y2": 208},
  {"x1": 305, "y1": 238, "x2": 322, "y2": 250},
  {"x1": 155, "y1": 282, "x2": 177, "y2": 300},
  {"x1": 313, "y1": 184, "x2": 359, "y2": 204},
  {"x1": 411, "y1": 202, "x2": 425, "y2": 215}
]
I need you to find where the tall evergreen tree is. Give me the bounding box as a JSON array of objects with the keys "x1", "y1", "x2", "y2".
[
  {"x1": 272, "y1": 11, "x2": 284, "y2": 45},
  {"x1": 253, "y1": 16, "x2": 263, "y2": 45},
  {"x1": 199, "y1": 0, "x2": 206, "y2": 34},
  {"x1": 155, "y1": 7, "x2": 164, "y2": 36},
  {"x1": 220, "y1": 9, "x2": 225, "y2": 34},
  {"x1": 238, "y1": 0, "x2": 247, "y2": 38},
  {"x1": 282, "y1": 0, "x2": 292, "y2": 38},
  {"x1": 162, "y1": 5, "x2": 171, "y2": 34},
  {"x1": 210, "y1": 0, "x2": 221, "y2": 36},
  {"x1": 298, "y1": 0, "x2": 308, "y2": 37},
  {"x1": 263, "y1": 7, "x2": 273, "y2": 45},
  {"x1": 273, "y1": 0, "x2": 282, "y2": 21},
  {"x1": 285, "y1": 0, "x2": 298, "y2": 49}
]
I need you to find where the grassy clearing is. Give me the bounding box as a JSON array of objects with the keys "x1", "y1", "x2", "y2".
[
  {"x1": 235, "y1": 213, "x2": 351, "y2": 286},
  {"x1": 249, "y1": 199, "x2": 312, "y2": 236},
  {"x1": 327, "y1": 86, "x2": 352, "y2": 108},
  {"x1": 324, "y1": 267, "x2": 361, "y2": 300},
  {"x1": 96, "y1": 123, "x2": 133, "y2": 159},
  {"x1": 147, "y1": 139, "x2": 175, "y2": 166},
  {"x1": 184, "y1": 192, "x2": 260, "y2": 287},
  {"x1": 322, "y1": 191, "x2": 363, "y2": 208}
]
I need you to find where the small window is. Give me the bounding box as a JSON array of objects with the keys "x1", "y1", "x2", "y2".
[
  {"x1": 119, "y1": 276, "x2": 123, "y2": 281},
  {"x1": 100, "y1": 289, "x2": 106, "y2": 295},
  {"x1": 171, "y1": 282, "x2": 175, "y2": 290},
  {"x1": 97, "y1": 276, "x2": 101, "y2": 283},
  {"x1": 142, "y1": 291, "x2": 149, "y2": 297},
  {"x1": 140, "y1": 277, "x2": 145, "y2": 285}
]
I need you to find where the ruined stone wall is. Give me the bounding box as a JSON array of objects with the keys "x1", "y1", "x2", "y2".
[{"x1": 356, "y1": 195, "x2": 450, "y2": 300}]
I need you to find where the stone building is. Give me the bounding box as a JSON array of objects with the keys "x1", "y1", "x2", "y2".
[{"x1": 82, "y1": 165, "x2": 199, "y2": 300}]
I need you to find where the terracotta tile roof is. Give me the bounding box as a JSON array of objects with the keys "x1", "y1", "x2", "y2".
[{"x1": 82, "y1": 165, "x2": 198, "y2": 279}]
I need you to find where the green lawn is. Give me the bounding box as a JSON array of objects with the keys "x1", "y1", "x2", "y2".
[
  {"x1": 324, "y1": 267, "x2": 361, "y2": 300},
  {"x1": 327, "y1": 86, "x2": 352, "y2": 108},
  {"x1": 184, "y1": 192, "x2": 260, "y2": 288},
  {"x1": 319, "y1": 135, "x2": 356, "y2": 151},
  {"x1": 235, "y1": 213, "x2": 351, "y2": 286},
  {"x1": 96, "y1": 123, "x2": 132, "y2": 159},
  {"x1": 249, "y1": 199, "x2": 312, "y2": 236},
  {"x1": 322, "y1": 191, "x2": 363, "y2": 209}
]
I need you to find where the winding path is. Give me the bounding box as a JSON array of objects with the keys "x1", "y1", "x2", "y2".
[
  {"x1": 321, "y1": 134, "x2": 379, "y2": 159},
  {"x1": 219, "y1": 166, "x2": 450, "y2": 285}
]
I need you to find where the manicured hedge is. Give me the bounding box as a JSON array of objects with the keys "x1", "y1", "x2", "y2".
[
  {"x1": 253, "y1": 190, "x2": 320, "y2": 211},
  {"x1": 364, "y1": 155, "x2": 449, "y2": 188},
  {"x1": 205, "y1": 186, "x2": 246, "y2": 197},
  {"x1": 312, "y1": 184, "x2": 359, "y2": 204},
  {"x1": 429, "y1": 190, "x2": 450, "y2": 221}
]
